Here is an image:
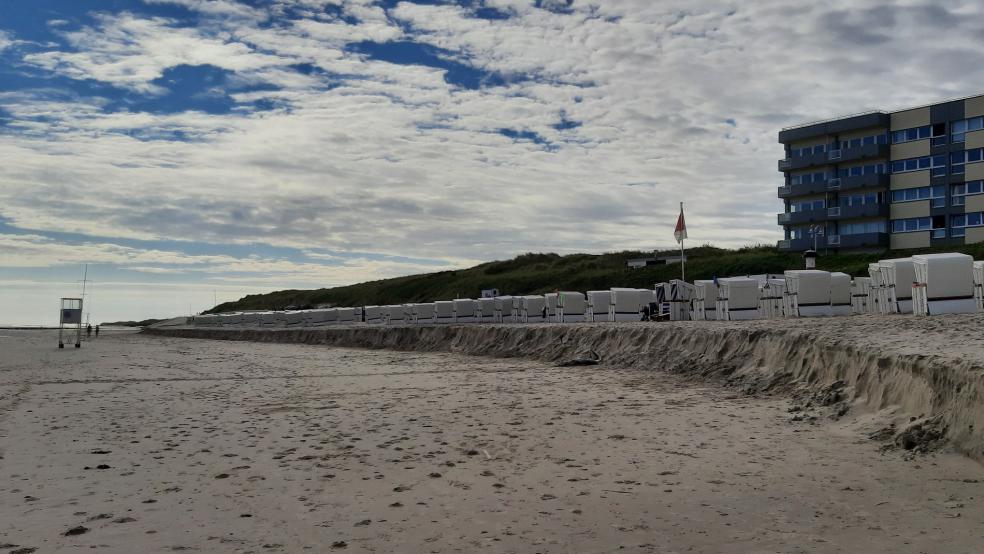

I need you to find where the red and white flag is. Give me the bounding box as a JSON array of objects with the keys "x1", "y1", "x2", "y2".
[{"x1": 674, "y1": 203, "x2": 687, "y2": 244}]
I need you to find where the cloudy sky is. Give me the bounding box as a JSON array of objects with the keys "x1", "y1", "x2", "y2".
[{"x1": 2, "y1": 0, "x2": 983, "y2": 325}]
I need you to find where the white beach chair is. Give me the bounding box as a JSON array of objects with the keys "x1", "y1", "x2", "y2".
[
  {"x1": 586, "y1": 291, "x2": 613, "y2": 322},
  {"x1": 363, "y1": 306, "x2": 384, "y2": 324},
  {"x1": 476, "y1": 298, "x2": 496, "y2": 323},
  {"x1": 544, "y1": 293, "x2": 559, "y2": 322},
  {"x1": 609, "y1": 288, "x2": 643, "y2": 322},
  {"x1": 434, "y1": 301, "x2": 454, "y2": 324},
  {"x1": 453, "y1": 299, "x2": 478, "y2": 323},
  {"x1": 850, "y1": 278, "x2": 872, "y2": 315},
  {"x1": 879, "y1": 258, "x2": 916, "y2": 314},
  {"x1": 912, "y1": 253, "x2": 977, "y2": 316},
  {"x1": 667, "y1": 280, "x2": 695, "y2": 321},
  {"x1": 692, "y1": 280, "x2": 719, "y2": 321},
  {"x1": 556, "y1": 291, "x2": 587, "y2": 322},
  {"x1": 412, "y1": 303, "x2": 436, "y2": 324},
  {"x1": 975, "y1": 261, "x2": 984, "y2": 312},
  {"x1": 494, "y1": 296, "x2": 515, "y2": 323},
  {"x1": 716, "y1": 277, "x2": 762, "y2": 320},
  {"x1": 784, "y1": 270, "x2": 832, "y2": 317},
  {"x1": 385, "y1": 305, "x2": 408, "y2": 325},
  {"x1": 830, "y1": 272, "x2": 852, "y2": 316},
  {"x1": 522, "y1": 295, "x2": 547, "y2": 323},
  {"x1": 759, "y1": 278, "x2": 786, "y2": 319}
]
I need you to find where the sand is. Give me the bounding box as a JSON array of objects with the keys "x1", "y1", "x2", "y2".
[{"x1": 2, "y1": 328, "x2": 984, "y2": 553}]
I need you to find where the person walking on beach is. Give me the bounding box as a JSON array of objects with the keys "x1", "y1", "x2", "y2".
[
  {"x1": 86, "y1": 324, "x2": 92, "y2": 338},
  {"x1": 95, "y1": 325, "x2": 100, "y2": 337}
]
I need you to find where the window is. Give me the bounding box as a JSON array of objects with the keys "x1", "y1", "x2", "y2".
[
  {"x1": 840, "y1": 133, "x2": 887, "y2": 150},
  {"x1": 791, "y1": 199, "x2": 825, "y2": 212},
  {"x1": 837, "y1": 162, "x2": 886, "y2": 178},
  {"x1": 840, "y1": 221, "x2": 886, "y2": 235},
  {"x1": 890, "y1": 185, "x2": 944, "y2": 205},
  {"x1": 951, "y1": 211, "x2": 984, "y2": 237},
  {"x1": 789, "y1": 172, "x2": 829, "y2": 185},
  {"x1": 952, "y1": 180, "x2": 984, "y2": 206},
  {"x1": 840, "y1": 192, "x2": 881, "y2": 207},
  {"x1": 891, "y1": 125, "x2": 931, "y2": 144},
  {"x1": 891, "y1": 155, "x2": 946, "y2": 175},
  {"x1": 790, "y1": 143, "x2": 828, "y2": 158},
  {"x1": 891, "y1": 217, "x2": 932, "y2": 233},
  {"x1": 951, "y1": 116, "x2": 984, "y2": 143},
  {"x1": 950, "y1": 148, "x2": 984, "y2": 174}
]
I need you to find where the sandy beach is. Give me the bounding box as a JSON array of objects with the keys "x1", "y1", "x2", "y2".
[{"x1": 2, "y1": 328, "x2": 984, "y2": 553}]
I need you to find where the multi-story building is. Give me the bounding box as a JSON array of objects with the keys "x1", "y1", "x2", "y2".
[{"x1": 777, "y1": 93, "x2": 984, "y2": 252}]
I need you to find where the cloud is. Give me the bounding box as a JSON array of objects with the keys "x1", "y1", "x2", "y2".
[{"x1": 4, "y1": 0, "x2": 984, "y2": 296}]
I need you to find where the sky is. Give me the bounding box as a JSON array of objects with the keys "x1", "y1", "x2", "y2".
[{"x1": 3, "y1": 0, "x2": 984, "y2": 325}]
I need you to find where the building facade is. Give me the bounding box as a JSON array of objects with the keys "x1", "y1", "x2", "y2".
[{"x1": 777, "y1": 94, "x2": 984, "y2": 252}]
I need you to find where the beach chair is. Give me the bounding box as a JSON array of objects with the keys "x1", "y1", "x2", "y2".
[
  {"x1": 556, "y1": 292, "x2": 587, "y2": 322},
  {"x1": 830, "y1": 273, "x2": 853, "y2": 316},
  {"x1": 477, "y1": 298, "x2": 496, "y2": 323},
  {"x1": 434, "y1": 301, "x2": 454, "y2": 324},
  {"x1": 587, "y1": 291, "x2": 612, "y2": 322},
  {"x1": 912, "y1": 253, "x2": 977, "y2": 316},
  {"x1": 453, "y1": 299, "x2": 478, "y2": 323},
  {"x1": 716, "y1": 277, "x2": 762, "y2": 320},
  {"x1": 521, "y1": 295, "x2": 547, "y2": 323},
  {"x1": 783, "y1": 270, "x2": 832, "y2": 317}
]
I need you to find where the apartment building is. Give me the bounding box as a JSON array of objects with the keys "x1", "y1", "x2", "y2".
[{"x1": 777, "y1": 93, "x2": 984, "y2": 252}]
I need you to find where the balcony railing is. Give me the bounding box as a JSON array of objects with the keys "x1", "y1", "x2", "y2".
[
  {"x1": 827, "y1": 178, "x2": 841, "y2": 190},
  {"x1": 828, "y1": 149, "x2": 842, "y2": 161},
  {"x1": 778, "y1": 212, "x2": 791, "y2": 224},
  {"x1": 827, "y1": 235, "x2": 841, "y2": 246},
  {"x1": 827, "y1": 207, "x2": 841, "y2": 217},
  {"x1": 778, "y1": 158, "x2": 792, "y2": 171}
]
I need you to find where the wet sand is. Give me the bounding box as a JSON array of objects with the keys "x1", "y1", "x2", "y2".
[{"x1": 1, "y1": 329, "x2": 983, "y2": 553}]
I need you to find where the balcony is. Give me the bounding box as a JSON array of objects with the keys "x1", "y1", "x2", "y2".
[
  {"x1": 779, "y1": 150, "x2": 831, "y2": 172},
  {"x1": 779, "y1": 112, "x2": 890, "y2": 144},
  {"x1": 836, "y1": 172, "x2": 889, "y2": 192},
  {"x1": 778, "y1": 207, "x2": 829, "y2": 225},
  {"x1": 834, "y1": 142, "x2": 889, "y2": 164},
  {"x1": 777, "y1": 181, "x2": 828, "y2": 198},
  {"x1": 777, "y1": 232, "x2": 889, "y2": 252},
  {"x1": 828, "y1": 203, "x2": 889, "y2": 220}
]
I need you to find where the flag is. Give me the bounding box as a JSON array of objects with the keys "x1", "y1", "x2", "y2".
[{"x1": 674, "y1": 204, "x2": 687, "y2": 244}]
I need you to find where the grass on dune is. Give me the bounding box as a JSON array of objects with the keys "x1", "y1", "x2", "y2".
[{"x1": 208, "y1": 242, "x2": 984, "y2": 313}]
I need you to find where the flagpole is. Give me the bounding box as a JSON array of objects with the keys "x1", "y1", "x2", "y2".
[{"x1": 679, "y1": 202, "x2": 686, "y2": 282}]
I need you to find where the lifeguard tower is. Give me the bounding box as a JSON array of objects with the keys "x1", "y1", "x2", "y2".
[{"x1": 59, "y1": 298, "x2": 83, "y2": 349}]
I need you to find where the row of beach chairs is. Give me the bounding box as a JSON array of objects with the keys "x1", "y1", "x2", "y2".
[{"x1": 190, "y1": 252, "x2": 983, "y2": 328}]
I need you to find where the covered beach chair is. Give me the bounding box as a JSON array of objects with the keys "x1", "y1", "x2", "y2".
[
  {"x1": 522, "y1": 295, "x2": 547, "y2": 323},
  {"x1": 975, "y1": 261, "x2": 984, "y2": 312},
  {"x1": 666, "y1": 280, "x2": 695, "y2": 321},
  {"x1": 912, "y1": 253, "x2": 977, "y2": 316},
  {"x1": 715, "y1": 277, "x2": 762, "y2": 320},
  {"x1": 453, "y1": 299, "x2": 478, "y2": 323},
  {"x1": 867, "y1": 263, "x2": 888, "y2": 314},
  {"x1": 544, "y1": 293, "x2": 559, "y2": 322},
  {"x1": 476, "y1": 298, "x2": 496, "y2": 323},
  {"x1": 334, "y1": 307, "x2": 356, "y2": 324},
  {"x1": 385, "y1": 305, "x2": 408, "y2": 325},
  {"x1": 879, "y1": 258, "x2": 916, "y2": 314},
  {"x1": 587, "y1": 291, "x2": 613, "y2": 322},
  {"x1": 830, "y1": 272, "x2": 852, "y2": 316},
  {"x1": 759, "y1": 278, "x2": 786, "y2": 319},
  {"x1": 609, "y1": 288, "x2": 643, "y2": 322},
  {"x1": 434, "y1": 301, "x2": 454, "y2": 324},
  {"x1": 783, "y1": 270, "x2": 832, "y2": 317},
  {"x1": 412, "y1": 303, "x2": 436, "y2": 324},
  {"x1": 494, "y1": 296, "x2": 515, "y2": 323},
  {"x1": 556, "y1": 291, "x2": 587, "y2": 322},
  {"x1": 363, "y1": 306, "x2": 384, "y2": 324},
  {"x1": 692, "y1": 280, "x2": 719, "y2": 321},
  {"x1": 850, "y1": 278, "x2": 872, "y2": 314},
  {"x1": 285, "y1": 311, "x2": 306, "y2": 327}
]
